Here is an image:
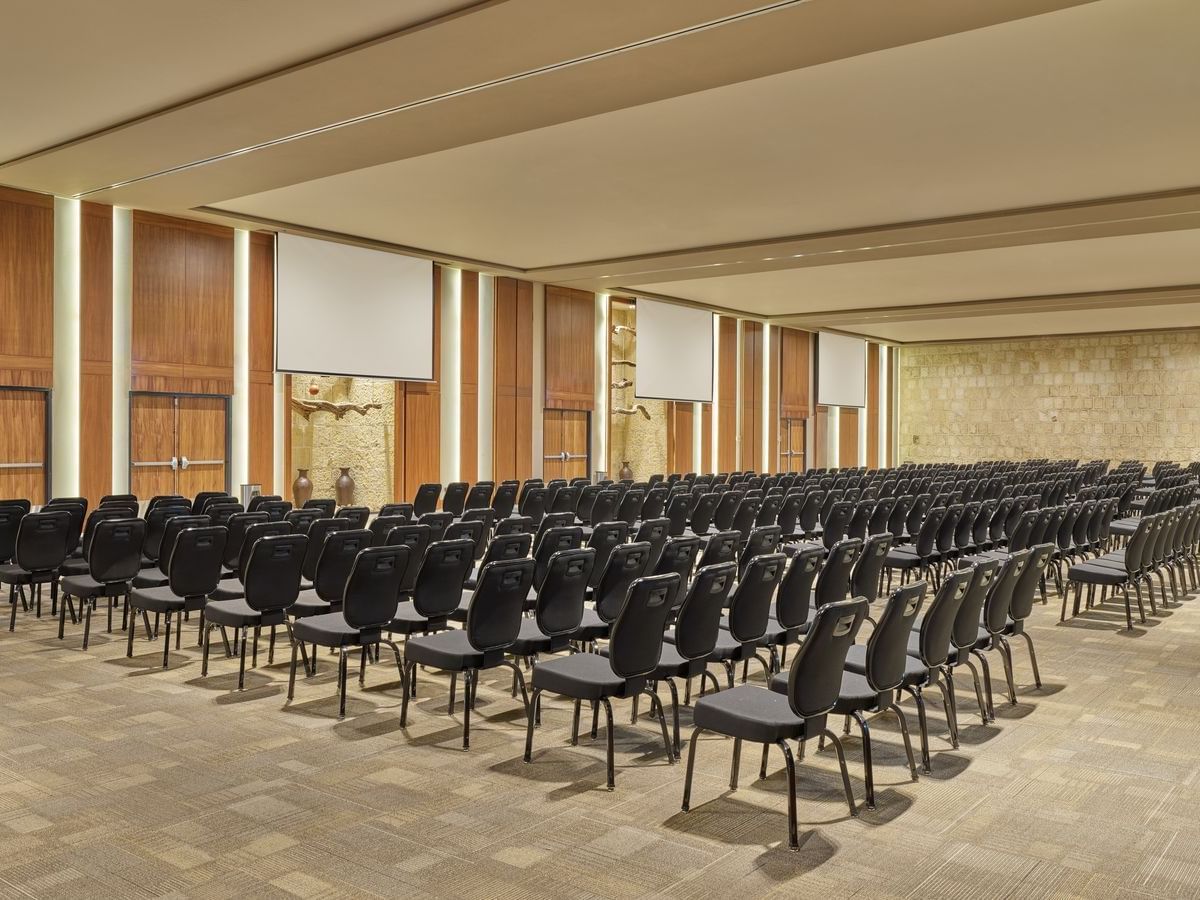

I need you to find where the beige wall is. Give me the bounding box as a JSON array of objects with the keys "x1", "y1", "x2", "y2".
[{"x1": 898, "y1": 330, "x2": 1200, "y2": 465}]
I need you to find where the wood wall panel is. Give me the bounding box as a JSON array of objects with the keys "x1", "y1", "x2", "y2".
[
  {"x1": 460, "y1": 271, "x2": 478, "y2": 483},
  {"x1": 813, "y1": 405, "x2": 830, "y2": 469},
  {"x1": 717, "y1": 317, "x2": 737, "y2": 472},
  {"x1": 741, "y1": 321, "x2": 762, "y2": 471},
  {"x1": 544, "y1": 285, "x2": 595, "y2": 411},
  {"x1": 701, "y1": 403, "x2": 712, "y2": 473},
  {"x1": 668, "y1": 402, "x2": 693, "y2": 474},
  {"x1": 839, "y1": 406, "x2": 860, "y2": 467},
  {"x1": 0, "y1": 187, "x2": 53, "y2": 390},
  {"x1": 248, "y1": 232, "x2": 275, "y2": 493},
  {"x1": 779, "y1": 327, "x2": 811, "y2": 419},
  {"x1": 131, "y1": 211, "x2": 233, "y2": 395},
  {"x1": 492, "y1": 276, "x2": 534, "y2": 482},
  {"x1": 80, "y1": 202, "x2": 113, "y2": 505},
  {"x1": 866, "y1": 342, "x2": 880, "y2": 468}
]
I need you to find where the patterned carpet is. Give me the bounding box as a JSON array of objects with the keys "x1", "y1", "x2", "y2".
[{"x1": 0, "y1": 579, "x2": 1197, "y2": 899}]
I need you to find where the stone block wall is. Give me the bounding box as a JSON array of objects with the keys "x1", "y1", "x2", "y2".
[{"x1": 897, "y1": 330, "x2": 1200, "y2": 465}]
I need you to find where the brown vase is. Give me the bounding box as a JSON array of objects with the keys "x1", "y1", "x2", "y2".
[
  {"x1": 292, "y1": 468, "x2": 313, "y2": 506},
  {"x1": 618, "y1": 460, "x2": 634, "y2": 481},
  {"x1": 335, "y1": 467, "x2": 355, "y2": 506}
]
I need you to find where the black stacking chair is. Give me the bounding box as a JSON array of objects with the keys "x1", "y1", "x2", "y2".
[
  {"x1": 633, "y1": 517, "x2": 670, "y2": 571},
  {"x1": 509, "y1": 548, "x2": 595, "y2": 661},
  {"x1": 221, "y1": 512, "x2": 270, "y2": 576},
  {"x1": 284, "y1": 508, "x2": 322, "y2": 534},
  {"x1": 192, "y1": 491, "x2": 227, "y2": 515},
  {"x1": 134, "y1": 514, "x2": 209, "y2": 589},
  {"x1": 443, "y1": 482, "x2": 469, "y2": 516},
  {"x1": 616, "y1": 489, "x2": 644, "y2": 527},
  {"x1": 58, "y1": 518, "x2": 146, "y2": 649},
  {"x1": 974, "y1": 550, "x2": 1031, "y2": 717},
  {"x1": 207, "y1": 501, "x2": 246, "y2": 526},
  {"x1": 445, "y1": 519, "x2": 486, "y2": 561},
  {"x1": 655, "y1": 536, "x2": 701, "y2": 601},
  {"x1": 401, "y1": 558, "x2": 537, "y2": 749},
  {"x1": 210, "y1": 521, "x2": 291, "y2": 601},
  {"x1": 496, "y1": 515, "x2": 534, "y2": 537},
  {"x1": 463, "y1": 482, "x2": 494, "y2": 513},
  {"x1": 336, "y1": 506, "x2": 370, "y2": 529},
  {"x1": 295, "y1": 518, "x2": 348, "y2": 591},
  {"x1": 60, "y1": 508, "x2": 132, "y2": 577},
  {"x1": 0, "y1": 504, "x2": 25, "y2": 567},
  {"x1": 126, "y1": 525, "x2": 227, "y2": 668},
  {"x1": 737, "y1": 525, "x2": 782, "y2": 579},
  {"x1": 703, "y1": 553, "x2": 786, "y2": 686},
  {"x1": 664, "y1": 493, "x2": 691, "y2": 537},
  {"x1": 2, "y1": 509, "x2": 71, "y2": 631},
  {"x1": 288, "y1": 545, "x2": 410, "y2": 719},
  {"x1": 884, "y1": 505, "x2": 947, "y2": 588},
  {"x1": 755, "y1": 546, "x2": 824, "y2": 673},
  {"x1": 584, "y1": 522, "x2": 628, "y2": 591},
  {"x1": 570, "y1": 542, "x2": 653, "y2": 646},
  {"x1": 1001, "y1": 543, "x2": 1055, "y2": 693},
  {"x1": 386, "y1": 523, "x2": 433, "y2": 598},
  {"x1": 464, "y1": 532, "x2": 532, "y2": 592},
  {"x1": 247, "y1": 494, "x2": 281, "y2": 513},
  {"x1": 683, "y1": 597, "x2": 869, "y2": 850},
  {"x1": 943, "y1": 559, "x2": 1000, "y2": 733},
  {"x1": 413, "y1": 483, "x2": 441, "y2": 516},
  {"x1": 291, "y1": 528, "x2": 372, "y2": 625},
  {"x1": 697, "y1": 530, "x2": 739, "y2": 570},
  {"x1": 368, "y1": 515, "x2": 411, "y2": 546},
  {"x1": 773, "y1": 582, "x2": 924, "y2": 809},
  {"x1": 100, "y1": 493, "x2": 137, "y2": 506},
  {"x1": 851, "y1": 533, "x2": 893, "y2": 605},
  {"x1": 419, "y1": 511, "x2": 455, "y2": 542},
  {"x1": 202, "y1": 533, "x2": 307, "y2": 689},
  {"x1": 387, "y1": 538, "x2": 475, "y2": 638},
  {"x1": 491, "y1": 482, "x2": 518, "y2": 519},
  {"x1": 534, "y1": 512, "x2": 575, "y2": 549},
  {"x1": 379, "y1": 503, "x2": 414, "y2": 520},
  {"x1": 525, "y1": 573, "x2": 682, "y2": 790},
  {"x1": 303, "y1": 498, "x2": 337, "y2": 516},
  {"x1": 686, "y1": 492, "x2": 721, "y2": 537}
]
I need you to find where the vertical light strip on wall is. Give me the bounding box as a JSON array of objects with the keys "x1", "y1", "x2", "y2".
[
  {"x1": 111, "y1": 207, "x2": 132, "y2": 492},
  {"x1": 231, "y1": 230, "x2": 250, "y2": 489},
  {"x1": 829, "y1": 405, "x2": 840, "y2": 468},
  {"x1": 692, "y1": 402, "x2": 703, "y2": 474},
  {"x1": 711, "y1": 314, "x2": 720, "y2": 471},
  {"x1": 858, "y1": 384, "x2": 867, "y2": 466},
  {"x1": 734, "y1": 319, "x2": 743, "y2": 470},
  {"x1": 477, "y1": 275, "x2": 494, "y2": 479},
  {"x1": 531, "y1": 283, "x2": 545, "y2": 479},
  {"x1": 439, "y1": 266, "x2": 462, "y2": 483},
  {"x1": 272, "y1": 373, "x2": 286, "y2": 494},
  {"x1": 879, "y1": 345, "x2": 890, "y2": 467},
  {"x1": 593, "y1": 294, "x2": 609, "y2": 478},
  {"x1": 52, "y1": 197, "x2": 81, "y2": 497},
  {"x1": 761, "y1": 324, "x2": 771, "y2": 473}
]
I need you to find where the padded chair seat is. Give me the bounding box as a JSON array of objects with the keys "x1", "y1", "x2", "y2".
[
  {"x1": 885, "y1": 547, "x2": 924, "y2": 568},
  {"x1": 292, "y1": 612, "x2": 369, "y2": 647},
  {"x1": 702, "y1": 626, "x2": 753, "y2": 661},
  {"x1": 1109, "y1": 518, "x2": 1139, "y2": 536},
  {"x1": 599, "y1": 638, "x2": 690, "y2": 677},
  {"x1": 289, "y1": 589, "x2": 332, "y2": 619},
  {"x1": 845, "y1": 644, "x2": 928, "y2": 685},
  {"x1": 693, "y1": 684, "x2": 808, "y2": 744},
  {"x1": 59, "y1": 558, "x2": 90, "y2": 577},
  {"x1": 530, "y1": 652, "x2": 625, "y2": 700},
  {"x1": 205, "y1": 597, "x2": 286, "y2": 628},
  {"x1": 208, "y1": 582, "x2": 245, "y2": 602},
  {"x1": 131, "y1": 571, "x2": 168, "y2": 589},
  {"x1": 387, "y1": 601, "x2": 444, "y2": 635},
  {"x1": 1069, "y1": 562, "x2": 1128, "y2": 585},
  {"x1": 768, "y1": 668, "x2": 890, "y2": 713},
  {"x1": 569, "y1": 607, "x2": 610, "y2": 643},
  {"x1": 0, "y1": 563, "x2": 53, "y2": 585},
  {"x1": 129, "y1": 585, "x2": 187, "y2": 612},
  {"x1": 721, "y1": 612, "x2": 810, "y2": 645},
  {"x1": 448, "y1": 588, "x2": 476, "y2": 622},
  {"x1": 60, "y1": 573, "x2": 125, "y2": 598},
  {"x1": 404, "y1": 629, "x2": 487, "y2": 670}
]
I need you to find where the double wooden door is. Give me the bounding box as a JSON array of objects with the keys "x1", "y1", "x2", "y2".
[
  {"x1": 130, "y1": 393, "x2": 229, "y2": 499},
  {"x1": 543, "y1": 410, "x2": 590, "y2": 481},
  {"x1": 0, "y1": 387, "x2": 49, "y2": 503},
  {"x1": 779, "y1": 417, "x2": 807, "y2": 473}
]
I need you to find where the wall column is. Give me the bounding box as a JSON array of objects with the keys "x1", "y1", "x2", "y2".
[
  {"x1": 439, "y1": 266, "x2": 461, "y2": 483},
  {"x1": 592, "y1": 294, "x2": 608, "y2": 479},
  {"x1": 231, "y1": 229, "x2": 250, "y2": 489},
  {"x1": 52, "y1": 197, "x2": 81, "y2": 497},
  {"x1": 110, "y1": 208, "x2": 132, "y2": 493},
  {"x1": 531, "y1": 283, "x2": 545, "y2": 479}
]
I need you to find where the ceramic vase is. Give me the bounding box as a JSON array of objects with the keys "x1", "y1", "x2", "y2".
[
  {"x1": 335, "y1": 467, "x2": 356, "y2": 506},
  {"x1": 292, "y1": 468, "x2": 313, "y2": 506}
]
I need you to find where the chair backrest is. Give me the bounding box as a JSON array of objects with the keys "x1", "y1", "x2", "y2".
[
  {"x1": 496, "y1": 515, "x2": 533, "y2": 537},
  {"x1": 479, "y1": 532, "x2": 533, "y2": 574},
  {"x1": 191, "y1": 491, "x2": 227, "y2": 515},
  {"x1": 726, "y1": 553, "x2": 786, "y2": 644},
  {"x1": 246, "y1": 494, "x2": 281, "y2": 513},
  {"x1": 411, "y1": 538, "x2": 476, "y2": 618},
  {"x1": 595, "y1": 541, "x2": 653, "y2": 622},
  {"x1": 633, "y1": 517, "x2": 670, "y2": 570},
  {"x1": 616, "y1": 489, "x2": 644, "y2": 526},
  {"x1": 868, "y1": 497, "x2": 896, "y2": 537},
  {"x1": 906, "y1": 494, "x2": 932, "y2": 535},
  {"x1": 774, "y1": 546, "x2": 823, "y2": 629},
  {"x1": 654, "y1": 535, "x2": 701, "y2": 597},
  {"x1": 47, "y1": 500, "x2": 87, "y2": 556},
  {"x1": 712, "y1": 491, "x2": 742, "y2": 530},
  {"x1": 166, "y1": 525, "x2": 227, "y2": 598},
  {"x1": 80, "y1": 508, "x2": 132, "y2": 560},
  {"x1": 821, "y1": 501, "x2": 853, "y2": 549},
  {"x1": 464, "y1": 482, "x2": 494, "y2": 512},
  {"x1": 1011, "y1": 543, "x2": 1055, "y2": 623},
  {"x1": 955, "y1": 502, "x2": 980, "y2": 550},
  {"x1": 313, "y1": 528, "x2": 373, "y2": 602},
  {"x1": 606, "y1": 574, "x2": 682, "y2": 680},
  {"x1": 0, "y1": 504, "x2": 25, "y2": 563},
  {"x1": 784, "y1": 597, "x2": 868, "y2": 719},
  {"x1": 156, "y1": 514, "x2": 210, "y2": 576},
  {"x1": 797, "y1": 490, "x2": 825, "y2": 533},
  {"x1": 935, "y1": 504, "x2": 963, "y2": 554},
  {"x1": 243, "y1": 534, "x2": 308, "y2": 612},
  {"x1": 342, "y1": 545, "x2": 410, "y2": 630},
  {"x1": 887, "y1": 495, "x2": 913, "y2": 540},
  {"x1": 207, "y1": 501, "x2": 245, "y2": 527},
  {"x1": 251, "y1": 498, "x2": 287, "y2": 521},
  {"x1": 490, "y1": 481, "x2": 519, "y2": 518},
  {"x1": 413, "y1": 483, "x2": 441, "y2": 516},
  {"x1": 88, "y1": 518, "x2": 147, "y2": 585},
  {"x1": 864, "y1": 581, "x2": 927, "y2": 692},
  {"x1": 303, "y1": 498, "x2": 337, "y2": 517},
  {"x1": 850, "y1": 532, "x2": 893, "y2": 602},
  {"x1": 301, "y1": 518, "x2": 350, "y2": 581},
  {"x1": 672, "y1": 562, "x2": 737, "y2": 660},
  {"x1": 465, "y1": 558, "x2": 537, "y2": 653},
  {"x1": 369, "y1": 515, "x2": 411, "y2": 546},
  {"x1": 533, "y1": 547, "x2": 594, "y2": 636},
  {"x1": 912, "y1": 505, "x2": 947, "y2": 557},
  {"x1": 814, "y1": 537, "x2": 861, "y2": 607},
  {"x1": 688, "y1": 492, "x2": 721, "y2": 534},
  {"x1": 737, "y1": 525, "x2": 782, "y2": 578},
  {"x1": 378, "y1": 502, "x2": 413, "y2": 521},
  {"x1": 952, "y1": 558, "x2": 999, "y2": 650},
  {"x1": 442, "y1": 482, "x2": 469, "y2": 516},
  {"x1": 223, "y1": 511, "x2": 270, "y2": 569},
  {"x1": 236, "y1": 521, "x2": 292, "y2": 581},
  {"x1": 776, "y1": 493, "x2": 805, "y2": 537},
  {"x1": 1007, "y1": 509, "x2": 1038, "y2": 552},
  {"x1": 845, "y1": 502, "x2": 874, "y2": 542},
  {"x1": 982, "y1": 549, "x2": 1030, "y2": 636},
  {"x1": 664, "y1": 493, "x2": 692, "y2": 537},
  {"x1": 336, "y1": 506, "x2": 370, "y2": 529},
  {"x1": 283, "y1": 508, "x2": 322, "y2": 534},
  {"x1": 729, "y1": 497, "x2": 762, "y2": 542},
  {"x1": 575, "y1": 484, "x2": 601, "y2": 524},
  {"x1": 755, "y1": 493, "x2": 784, "y2": 528},
  {"x1": 697, "y1": 530, "x2": 740, "y2": 569},
  {"x1": 418, "y1": 511, "x2": 454, "y2": 542},
  {"x1": 916, "y1": 567, "x2": 973, "y2": 668},
  {"x1": 584, "y1": 521, "x2": 629, "y2": 589},
  {"x1": 445, "y1": 519, "x2": 486, "y2": 559},
  {"x1": 384, "y1": 523, "x2": 432, "y2": 592}
]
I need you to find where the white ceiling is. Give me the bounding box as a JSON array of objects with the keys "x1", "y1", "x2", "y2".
[{"x1": 2, "y1": 0, "x2": 1198, "y2": 342}]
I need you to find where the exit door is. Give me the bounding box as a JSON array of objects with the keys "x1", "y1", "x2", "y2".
[
  {"x1": 130, "y1": 393, "x2": 230, "y2": 498},
  {"x1": 543, "y1": 410, "x2": 590, "y2": 481},
  {"x1": 780, "y1": 417, "x2": 807, "y2": 473},
  {"x1": 0, "y1": 387, "x2": 50, "y2": 503}
]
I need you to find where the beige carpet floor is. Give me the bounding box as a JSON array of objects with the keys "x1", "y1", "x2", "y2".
[{"x1": 0, "y1": 578, "x2": 1197, "y2": 899}]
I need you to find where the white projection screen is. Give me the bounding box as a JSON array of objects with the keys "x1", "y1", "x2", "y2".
[
  {"x1": 276, "y1": 233, "x2": 434, "y2": 380},
  {"x1": 816, "y1": 332, "x2": 867, "y2": 407},
  {"x1": 634, "y1": 298, "x2": 714, "y2": 403}
]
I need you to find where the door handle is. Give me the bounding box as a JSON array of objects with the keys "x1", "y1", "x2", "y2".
[
  {"x1": 179, "y1": 456, "x2": 189, "y2": 470},
  {"x1": 0, "y1": 462, "x2": 42, "y2": 469}
]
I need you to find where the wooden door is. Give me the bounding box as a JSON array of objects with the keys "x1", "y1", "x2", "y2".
[
  {"x1": 130, "y1": 394, "x2": 178, "y2": 499},
  {"x1": 780, "y1": 418, "x2": 807, "y2": 473},
  {"x1": 177, "y1": 396, "x2": 227, "y2": 497},
  {"x1": 0, "y1": 389, "x2": 48, "y2": 503},
  {"x1": 543, "y1": 410, "x2": 589, "y2": 481}
]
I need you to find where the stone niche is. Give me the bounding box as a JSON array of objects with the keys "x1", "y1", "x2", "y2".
[
  {"x1": 608, "y1": 302, "x2": 668, "y2": 480},
  {"x1": 290, "y1": 376, "x2": 394, "y2": 509}
]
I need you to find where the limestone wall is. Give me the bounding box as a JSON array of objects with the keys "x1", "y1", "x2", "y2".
[{"x1": 898, "y1": 330, "x2": 1200, "y2": 465}]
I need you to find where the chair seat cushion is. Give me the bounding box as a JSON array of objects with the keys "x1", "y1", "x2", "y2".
[
  {"x1": 599, "y1": 639, "x2": 689, "y2": 677},
  {"x1": 844, "y1": 644, "x2": 929, "y2": 686},
  {"x1": 1109, "y1": 518, "x2": 1139, "y2": 536},
  {"x1": 0, "y1": 563, "x2": 43, "y2": 585},
  {"x1": 289, "y1": 589, "x2": 332, "y2": 619},
  {"x1": 885, "y1": 547, "x2": 922, "y2": 568},
  {"x1": 131, "y1": 572, "x2": 168, "y2": 589},
  {"x1": 448, "y1": 589, "x2": 475, "y2": 623},
  {"x1": 291, "y1": 612, "x2": 368, "y2": 647},
  {"x1": 1068, "y1": 562, "x2": 1127, "y2": 585},
  {"x1": 831, "y1": 671, "x2": 891, "y2": 713},
  {"x1": 404, "y1": 629, "x2": 485, "y2": 671},
  {"x1": 693, "y1": 684, "x2": 808, "y2": 744},
  {"x1": 208, "y1": 583, "x2": 245, "y2": 602},
  {"x1": 530, "y1": 652, "x2": 625, "y2": 700},
  {"x1": 129, "y1": 585, "x2": 184, "y2": 613},
  {"x1": 205, "y1": 597, "x2": 286, "y2": 628},
  {"x1": 569, "y1": 607, "x2": 610, "y2": 643},
  {"x1": 387, "y1": 601, "x2": 442, "y2": 636},
  {"x1": 510, "y1": 618, "x2": 558, "y2": 656},
  {"x1": 60, "y1": 573, "x2": 125, "y2": 599},
  {"x1": 59, "y1": 558, "x2": 91, "y2": 577}
]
